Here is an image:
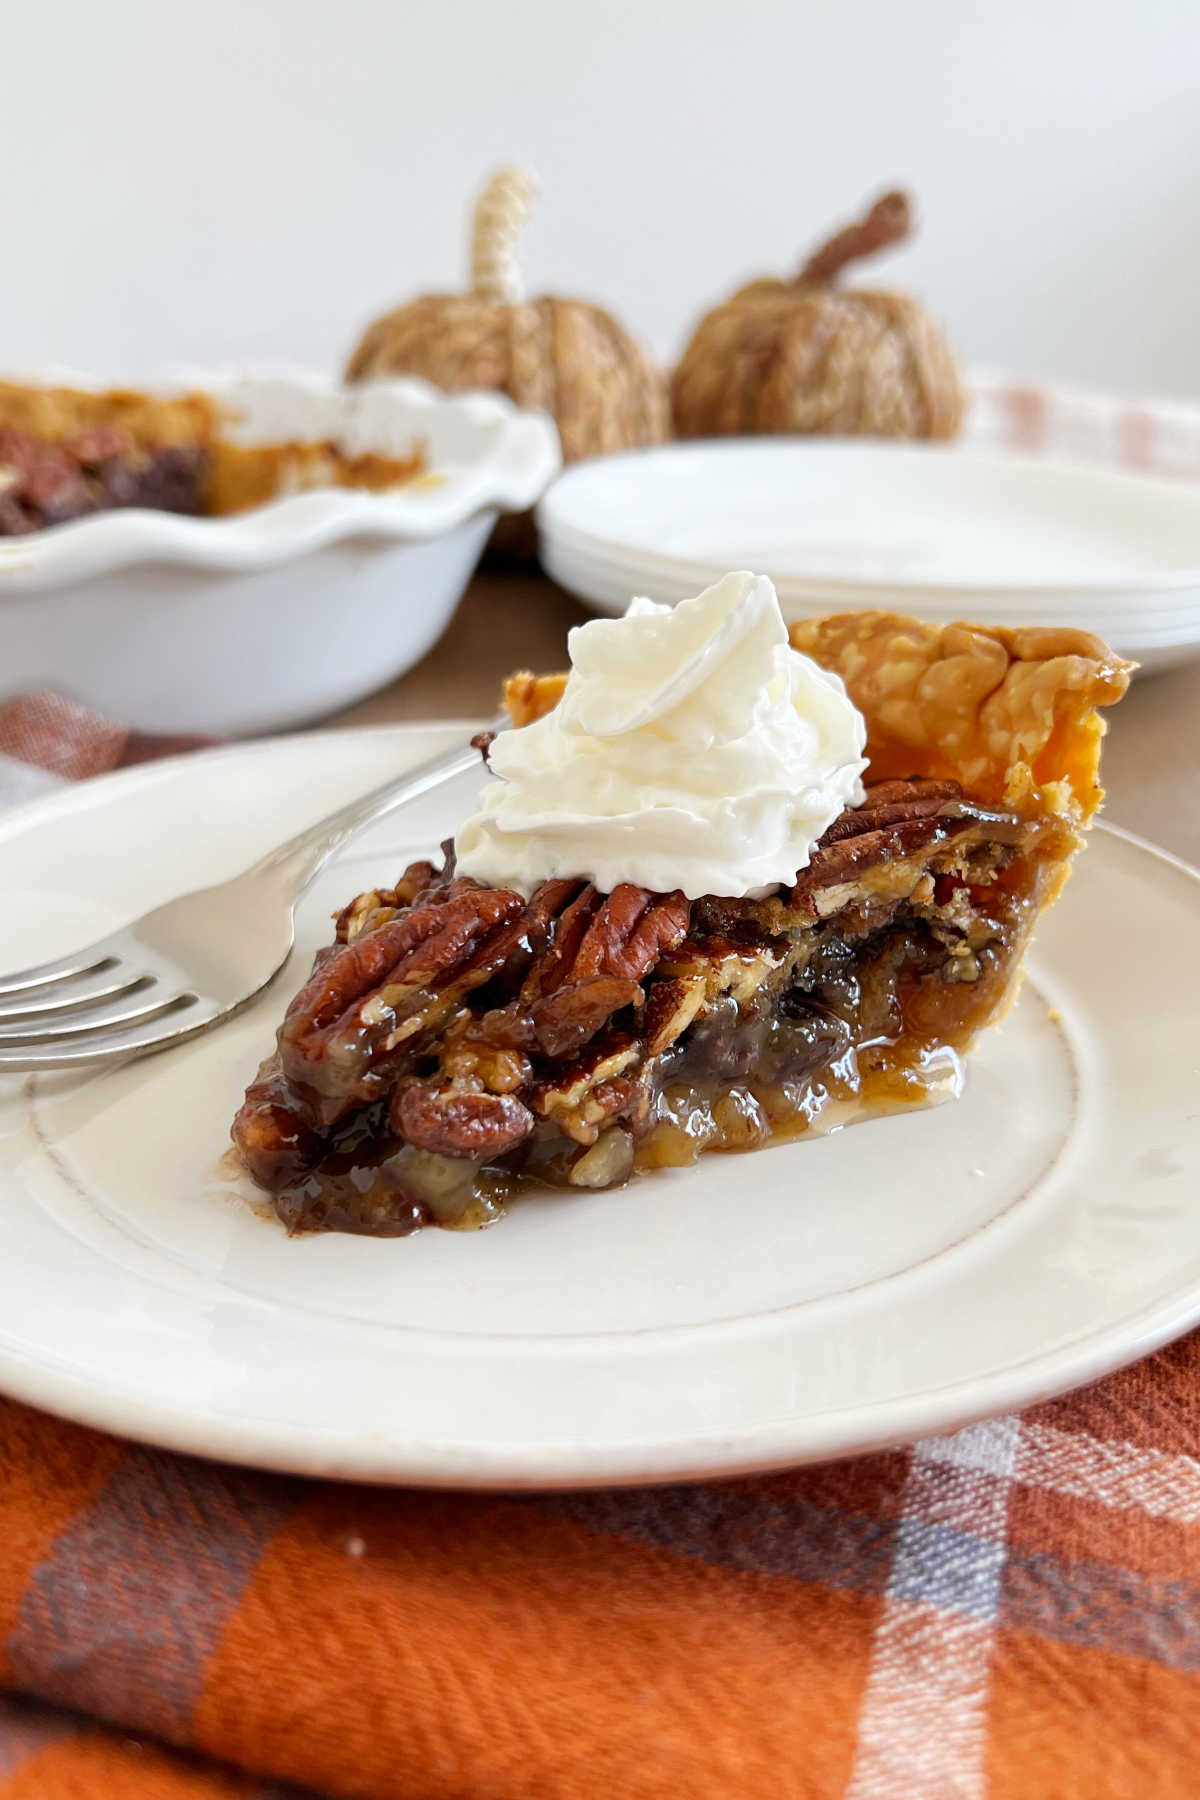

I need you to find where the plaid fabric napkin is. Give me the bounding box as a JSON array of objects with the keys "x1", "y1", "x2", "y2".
[
  {"x1": 2, "y1": 1350, "x2": 1200, "y2": 1800},
  {"x1": 4, "y1": 378, "x2": 1200, "y2": 1798}
]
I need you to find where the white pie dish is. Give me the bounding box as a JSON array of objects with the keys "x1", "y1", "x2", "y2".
[
  {"x1": 0, "y1": 368, "x2": 560, "y2": 734},
  {"x1": 0, "y1": 724, "x2": 1198, "y2": 1488}
]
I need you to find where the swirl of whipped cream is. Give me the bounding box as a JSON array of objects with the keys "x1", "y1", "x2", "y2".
[{"x1": 455, "y1": 571, "x2": 868, "y2": 899}]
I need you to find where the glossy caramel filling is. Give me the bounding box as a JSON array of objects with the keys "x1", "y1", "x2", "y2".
[{"x1": 268, "y1": 891, "x2": 1035, "y2": 1238}]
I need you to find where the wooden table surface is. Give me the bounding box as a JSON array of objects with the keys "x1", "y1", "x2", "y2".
[{"x1": 333, "y1": 570, "x2": 1200, "y2": 869}]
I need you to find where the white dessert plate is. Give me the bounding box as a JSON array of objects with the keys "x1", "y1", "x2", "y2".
[
  {"x1": 538, "y1": 440, "x2": 1200, "y2": 671},
  {"x1": 540, "y1": 533, "x2": 1200, "y2": 676},
  {"x1": 1, "y1": 724, "x2": 1198, "y2": 1489}
]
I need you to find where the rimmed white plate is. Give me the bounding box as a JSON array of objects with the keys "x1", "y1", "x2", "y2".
[
  {"x1": 1, "y1": 725, "x2": 1198, "y2": 1488},
  {"x1": 540, "y1": 440, "x2": 1200, "y2": 595},
  {"x1": 543, "y1": 507, "x2": 1200, "y2": 631},
  {"x1": 539, "y1": 534, "x2": 1200, "y2": 675},
  {"x1": 538, "y1": 441, "x2": 1200, "y2": 672}
]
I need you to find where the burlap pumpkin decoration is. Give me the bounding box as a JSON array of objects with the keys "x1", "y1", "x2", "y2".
[
  {"x1": 346, "y1": 168, "x2": 668, "y2": 555},
  {"x1": 671, "y1": 190, "x2": 963, "y2": 442}
]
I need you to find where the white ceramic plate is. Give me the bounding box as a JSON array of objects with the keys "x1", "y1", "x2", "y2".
[
  {"x1": 539, "y1": 535, "x2": 1200, "y2": 676},
  {"x1": 540, "y1": 440, "x2": 1200, "y2": 594},
  {"x1": 537, "y1": 441, "x2": 1200, "y2": 671},
  {"x1": 543, "y1": 506, "x2": 1200, "y2": 632},
  {"x1": 1, "y1": 725, "x2": 1198, "y2": 1488}
]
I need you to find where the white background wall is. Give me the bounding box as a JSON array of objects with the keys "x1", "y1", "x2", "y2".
[{"x1": 2, "y1": 0, "x2": 1197, "y2": 398}]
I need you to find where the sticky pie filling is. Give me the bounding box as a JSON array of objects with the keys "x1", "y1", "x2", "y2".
[{"x1": 232, "y1": 780, "x2": 1074, "y2": 1235}]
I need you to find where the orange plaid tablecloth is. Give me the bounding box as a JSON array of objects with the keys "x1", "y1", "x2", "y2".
[
  {"x1": 2, "y1": 1347, "x2": 1200, "y2": 1800},
  {"x1": 3, "y1": 377, "x2": 1200, "y2": 1797}
]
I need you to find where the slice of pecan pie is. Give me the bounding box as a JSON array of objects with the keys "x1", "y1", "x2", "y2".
[{"x1": 232, "y1": 611, "x2": 1131, "y2": 1235}]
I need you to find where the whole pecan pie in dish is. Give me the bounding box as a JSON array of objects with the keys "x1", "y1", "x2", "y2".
[{"x1": 232, "y1": 579, "x2": 1131, "y2": 1236}]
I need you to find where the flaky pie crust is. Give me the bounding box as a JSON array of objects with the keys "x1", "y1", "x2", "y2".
[{"x1": 503, "y1": 610, "x2": 1133, "y2": 825}]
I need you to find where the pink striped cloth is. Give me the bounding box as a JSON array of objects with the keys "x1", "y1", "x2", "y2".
[
  {"x1": 965, "y1": 371, "x2": 1200, "y2": 477},
  {"x1": 0, "y1": 689, "x2": 212, "y2": 810}
]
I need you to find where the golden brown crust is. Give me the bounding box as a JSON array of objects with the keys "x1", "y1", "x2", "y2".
[
  {"x1": 0, "y1": 379, "x2": 221, "y2": 450},
  {"x1": 204, "y1": 442, "x2": 426, "y2": 514},
  {"x1": 787, "y1": 612, "x2": 1132, "y2": 820},
  {"x1": 502, "y1": 611, "x2": 1133, "y2": 823}
]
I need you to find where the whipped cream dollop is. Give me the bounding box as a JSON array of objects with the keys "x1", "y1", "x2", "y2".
[{"x1": 455, "y1": 571, "x2": 869, "y2": 900}]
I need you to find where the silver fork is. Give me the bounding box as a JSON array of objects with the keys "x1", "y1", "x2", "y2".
[{"x1": 0, "y1": 721, "x2": 503, "y2": 1072}]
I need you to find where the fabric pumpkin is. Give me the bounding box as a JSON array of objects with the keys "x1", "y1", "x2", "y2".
[
  {"x1": 346, "y1": 169, "x2": 667, "y2": 554},
  {"x1": 671, "y1": 190, "x2": 963, "y2": 442}
]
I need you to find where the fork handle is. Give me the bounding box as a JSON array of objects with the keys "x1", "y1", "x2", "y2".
[{"x1": 251, "y1": 717, "x2": 506, "y2": 895}]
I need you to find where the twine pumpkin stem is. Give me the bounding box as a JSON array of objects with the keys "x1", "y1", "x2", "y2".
[
  {"x1": 798, "y1": 189, "x2": 912, "y2": 286},
  {"x1": 471, "y1": 167, "x2": 537, "y2": 304}
]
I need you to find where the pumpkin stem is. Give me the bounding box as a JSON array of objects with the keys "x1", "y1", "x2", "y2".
[
  {"x1": 471, "y1": 167, "x2": 537, "y2": 304},
  {"x1": 797, "y1": 190, "x2": 912, "y2": 286}
]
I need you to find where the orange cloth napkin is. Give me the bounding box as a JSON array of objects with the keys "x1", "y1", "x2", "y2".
[{"x1": 3, "y1": 1336, "x2": 1200, "y2": 1800}]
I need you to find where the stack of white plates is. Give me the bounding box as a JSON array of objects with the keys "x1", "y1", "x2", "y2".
[{"x1": 537, "y1": 439, "x2": 1200, "y2": 673}]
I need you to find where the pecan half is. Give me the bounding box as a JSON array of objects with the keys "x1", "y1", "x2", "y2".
[
  {"x1": 520, "y1": 885, "x2": 601, "y2": 1000},
  {"x1": 231, "y1": 1057, "x2": 324, "y2": 1190},
  {"x1": 796, "y1": 819, "x2": 951, "y2": 897},
  {"x1": 530, "y1": 1032, "x2": 641, "y2": 1142},
  {"x1": 817, "y1": 780, "x2": 964, "y2": 844},
  {"x1": 571, "y1": 885, "x2": 690, "y2": 982},
  {"x1": 642, "y1": 975, "x2": 707, "y2": 1055},
  {"x1": 391, "y1": 1084, "x2": 534, "y2": 1158},
  {"x1": 494, "y1": 878, "x2": 586, "y2": 993},
  {"x1": 525, "y1": 878, "x2": 589, "y2": 942},
  {"x1": 792, "y1": 781, "x2": 1003, "y2": 904},
  {"x1": 280, "y1": 886, "x2": 526, "y2": 1123},
  {"x1": 530, "y1": 975, "x2": 642, "y2": 1058}
]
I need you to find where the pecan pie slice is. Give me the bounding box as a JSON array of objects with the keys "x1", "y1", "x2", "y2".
[{"x1": 232, "y1": 611, "x2": 1130, "y2": 1235}]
